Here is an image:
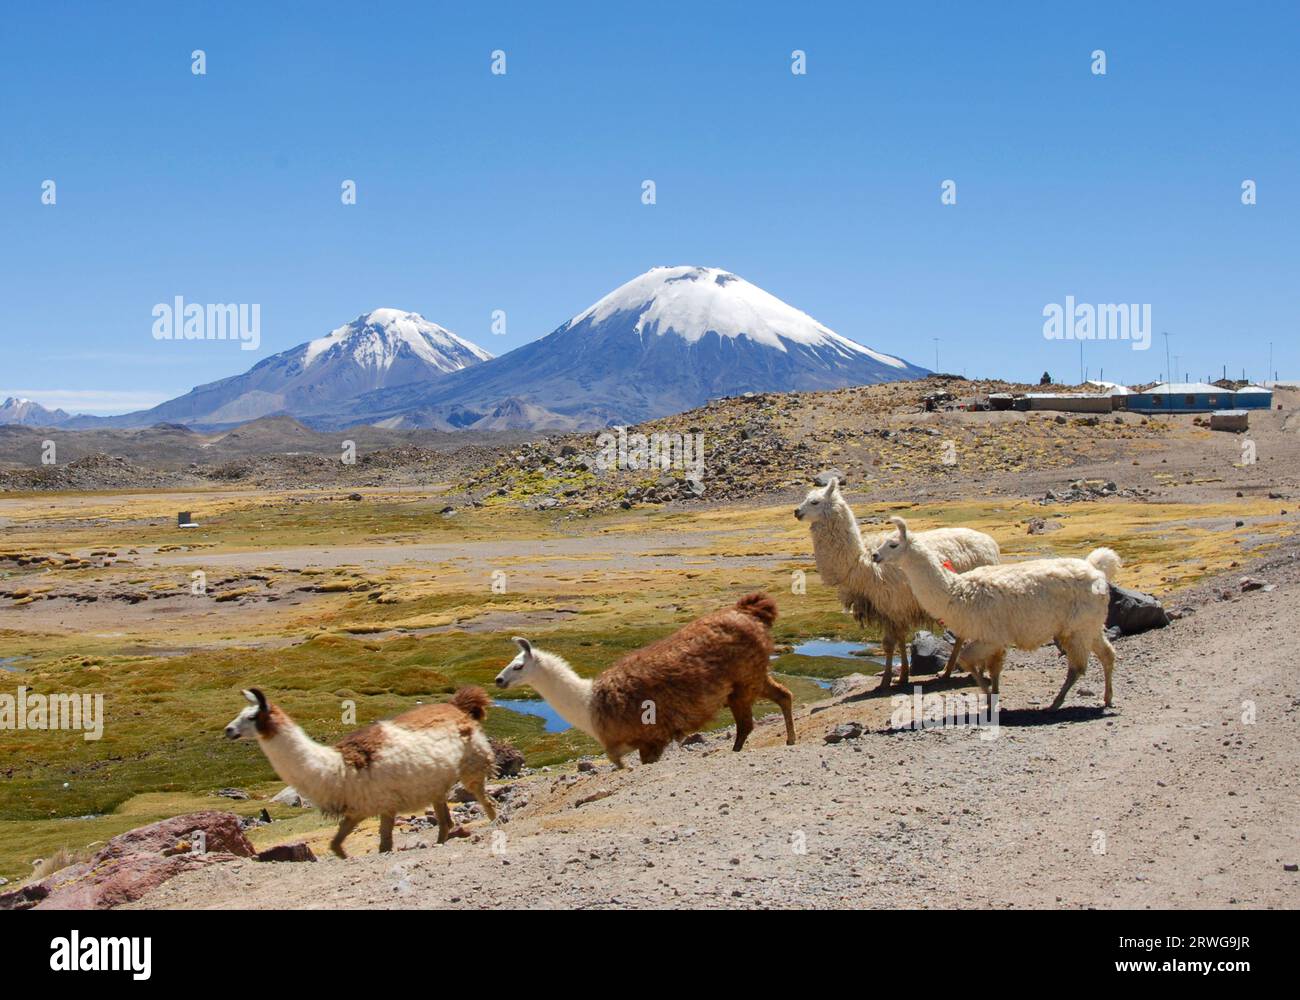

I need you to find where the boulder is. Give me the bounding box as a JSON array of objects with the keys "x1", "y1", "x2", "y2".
[
  {"x1": 35, "y1": 852, "x2": 238, "y2": 910},
  {"x1": 908, "y1": 630, "x2": 953, "y2": 674},
  {"x1": 828, "y1": 673, "x2": 872, "y2": 697},
  {"x1": 18, "y1": 811, "x2": 257, "y2": 910},
  {"x1": 1106, "y1": 585, "x2": 1170, "y2": 636},
  {"x1": 270, "y1": 786, "x2": 312, "y2": 808},
  {"x1": 490, "y1": 738, "x2": 525, "y2": 777},
  {"x1": 95, "y1": 811, "x2": 255, "y2": 862},
  {"x1": 255, "y1": 842, "x2": 316, "y2": 863},
  {"x1": 0, "y1": 882, "x2": 49, "y2": 911},
  {"x1": 824, "y1": 722, "x2": 864, "y2": 744},
  {"x1": 815, "y1": 469, "x2": 846, "y2": 487}
]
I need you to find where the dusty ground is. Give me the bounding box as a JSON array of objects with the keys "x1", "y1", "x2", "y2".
[{"x1": 130, "y1": 532, "x2": 1300, "y2": 909}]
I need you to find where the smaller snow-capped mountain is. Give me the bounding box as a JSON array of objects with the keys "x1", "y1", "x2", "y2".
[
  {"x1": 77, "y1": 309, "x2": 493, "y2": 428},
  {"x1": 300, "y1": 308, "x2": 491, "y2": 376},
  {"x1": 0, "y1": 397, "x2": 70, "y2": 426}
]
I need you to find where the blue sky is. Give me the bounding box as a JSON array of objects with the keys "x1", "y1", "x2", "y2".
[{"x1": 2, "y1": 1, "x2": 1296, "y2": 413}]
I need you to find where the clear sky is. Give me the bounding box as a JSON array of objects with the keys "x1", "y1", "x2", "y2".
[{"x1": 2, "y1": 1, "x2": 1296, "y2": 413}]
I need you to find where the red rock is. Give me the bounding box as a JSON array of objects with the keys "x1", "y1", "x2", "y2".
[
  {"x1": 0, "y1": 882, "x2": 50, "y2": 911},
  {"x1": 94, "y1": 810, "x2": 254, "y2": 861},
  {"x1": 35, "y1": 852, "x2": 239, "y2": 910},
  {"x1": 19, "y1": 811, "x2": 256, "y2": 910}
]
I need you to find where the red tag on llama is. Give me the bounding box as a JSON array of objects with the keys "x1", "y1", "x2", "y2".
[{"x1": 942, "y1": 559, "x2": 955, "y2": 571}]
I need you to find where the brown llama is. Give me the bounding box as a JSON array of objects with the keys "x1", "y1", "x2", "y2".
[{"x1": 494, "y1": 593, "x2": 796, "y2": 766}]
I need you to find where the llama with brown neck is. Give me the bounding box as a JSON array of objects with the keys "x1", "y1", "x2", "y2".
[
  {"x1": 225, "y1": 687, "x2": 497, "y2": 857},
  {"x1": 495, "y1": 593, "x2": 795, "y2": 767}
]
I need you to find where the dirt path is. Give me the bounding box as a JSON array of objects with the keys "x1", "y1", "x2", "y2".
[{"x1": 130, "y1": 545, "x2": 1300, "y2": 910}]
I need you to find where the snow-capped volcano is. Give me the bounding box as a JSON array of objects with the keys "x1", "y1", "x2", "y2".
[
  {"x1": 0, "y1": 396, "x2": 71, "y2": 426},
  {"x1": 302, "y1": 309, "x2": 492, "y2": 374},
  {"x1": 573, "y1": 266, "x2": 909, "y2": 365},
  {"x1": 334, "y1": 267, "x2": 927, "y2": 430},
  {"x1": 73, "y1": 309, "x2": 492, "y2": 429}
]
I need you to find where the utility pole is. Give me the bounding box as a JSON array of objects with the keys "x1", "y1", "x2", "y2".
[{"x1": 1162, "y1": 332, "x2": 1172, "y2": 387}]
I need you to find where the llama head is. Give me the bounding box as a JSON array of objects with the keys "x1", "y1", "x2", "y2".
[
  {"x1": 495, "y1": 637, "x2": 541, "y2": 690},
  {"x1": 870, "y1": 516, "x2": 910, "y2": 564},
  {"x1": 225, "y1": 688, "x2": 268, "y2": 740},
  {"x1": 794, "y1": 477, "x2": 840, "y2": 523}
]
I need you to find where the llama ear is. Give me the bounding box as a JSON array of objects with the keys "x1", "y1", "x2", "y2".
[
  {"x1": 826, "y1": 477, "x2": 839, "y2": 494},
  {"x1": 889, "y1": 516, "x2": 908, "y2": 539},
  {"x1": 243, "y1": 688, "x2": 268, "y2": 713},
  {"x1": 513, "y1": 636, "x2": 533, "y2": 657}
]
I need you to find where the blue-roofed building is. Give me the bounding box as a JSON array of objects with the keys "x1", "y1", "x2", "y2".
[{"x1": 1127, "y1": 383, "x2": 1236, "y2": 414}]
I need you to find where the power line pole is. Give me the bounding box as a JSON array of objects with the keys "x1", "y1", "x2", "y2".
[{"x1": 1162, "y1": 332, "x2": 1173, "y2": 386}]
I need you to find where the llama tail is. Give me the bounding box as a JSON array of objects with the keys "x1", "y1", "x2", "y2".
[
  {"x1": 1086, "y1": 547, "x2": 1122, "y2": 582},
  {"x1": 451, "y1": 685, "x2": 490, "y2": 722},
  {"x1": 735, "y1": 592, "x2": 778, "y2": 627}
]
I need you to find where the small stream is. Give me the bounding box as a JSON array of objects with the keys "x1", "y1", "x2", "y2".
[{"x1": 492, "y1": 698, "x2": 571, "y2": 733}]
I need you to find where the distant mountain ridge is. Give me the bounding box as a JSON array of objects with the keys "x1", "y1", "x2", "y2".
[
  {"x1": 0, "y1": 397, "x2": 70, "y2": 427},
  {"x1": 58, "y1": 310, "x2": 492, "y2": 429}
]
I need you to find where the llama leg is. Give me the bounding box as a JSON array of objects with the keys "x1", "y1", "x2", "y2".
[
  {"x1": 878, "y1": 635, "x2": 895, "y2": 689},
  {"x1": 432, "y1": 799, "x2": 455, "y2": 844},
  {"x1": 330, "y1": 815, "x2": 361, "y2": 859},
  {"x1": 606, "y1": 744, "x2": 626, "y2": 769},
  {"x1": 987, "y1": 652, "x2": 1004, "y2": 697},
  {"x1": 464, "y1": 772, "x2": 497, "y2": 822},
  {"x1": 638, "y1": 743, "x2": 665, "y2": 765},
  {"x1": 1094, "y1": 635, "x2": 1117, "y2": 707},
  {"x1": 965, "y1": 658, "x2": 991, "y2": 697},
  {"x1": 897, "y1": 632, "x2": 911, "y2": 686},
  {"x1": 729, "y1": 694, "x2": 755, "y2": 751},
  {"x1": 940, "y1": 637, "x2": 964, "y2": 680},
  {"x1": 1049, "y1": 638, "x2": 1089, "y2": 711},
  {"x1": 764, "y1": 677, "x2": 796, "y2": 745},
  {"x1": 378, "y1": 813, "x2": 395, "y2": 853}
]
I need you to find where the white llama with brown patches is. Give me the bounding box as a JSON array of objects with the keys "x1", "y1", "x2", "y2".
[
  {"x1": 225, "y1": 687, "x2": 497, "y2": 857},
  {"x1": 794, "y1": 478, "x2": 1001, "y2": 687},
  {"x1": 870, "y1": 516, "x2": 1121, "y2": 710}
]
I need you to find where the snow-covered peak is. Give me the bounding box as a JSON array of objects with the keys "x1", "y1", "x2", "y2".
[
  {"x1": 567, "y1": 266, "x2": 906, "y2": 367},
  {"x1": 302, "y1": 309, "x2": 493, "y2": 373}
]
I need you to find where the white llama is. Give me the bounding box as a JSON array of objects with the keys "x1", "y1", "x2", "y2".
[
  {"x1": 794, "y1": 478, "x2": 1001, "y2": 687},
  {"x1": 870, "y1": 516, "x2": 1121, "y2": 710},
  {"x1": 225, "y1": 687, "x2": 497, "y2": 857}
]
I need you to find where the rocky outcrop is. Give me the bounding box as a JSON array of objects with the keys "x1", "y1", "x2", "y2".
[{"x1": 2, "y1": 812, "x2": 256, "y2": 911}]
